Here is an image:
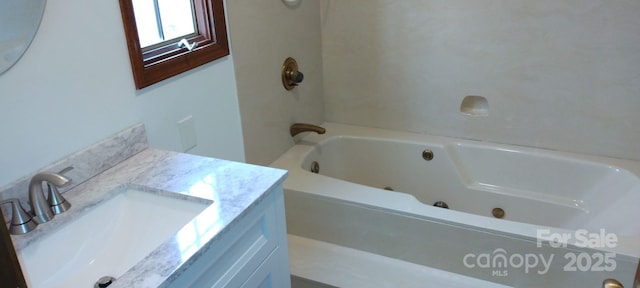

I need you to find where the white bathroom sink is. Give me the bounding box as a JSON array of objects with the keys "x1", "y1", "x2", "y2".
[{"x1": 18, "y1": 188, "x2": 210, "y2": 288}]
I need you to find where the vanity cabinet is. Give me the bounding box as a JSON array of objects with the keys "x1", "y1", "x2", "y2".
[{"x1": 166, "y1": 185, "x2": 290, "y2": 288}]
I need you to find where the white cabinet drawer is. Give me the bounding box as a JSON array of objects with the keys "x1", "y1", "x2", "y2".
[
  {"x1": 239, "y1": 247, "x2": 284, "y2": 288},
  {"x1": 166, "y1": 192, "x2": 279, "y2": 288}
]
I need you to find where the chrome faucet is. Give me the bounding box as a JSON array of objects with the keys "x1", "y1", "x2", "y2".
[
  {"x1": 290, "y1": 123, "x2": 326, "y2": 137},
  {"x1": 29, "y1": 171, "x2": 71, "y2": 224}
]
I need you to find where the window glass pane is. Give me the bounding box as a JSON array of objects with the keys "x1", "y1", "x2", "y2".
[
  {"x1": 158, "y1": 0, "x2": 196, "y2": 41},
  {"x1": 132, "y1": 0, "x2": 162, "y2": 48}
]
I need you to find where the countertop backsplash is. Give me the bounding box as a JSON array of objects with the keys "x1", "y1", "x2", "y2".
[{"x1": 0, "y1": 124, "x2": 148, "y2": 222}]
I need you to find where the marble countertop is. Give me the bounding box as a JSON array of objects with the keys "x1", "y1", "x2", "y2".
[{"x1": 11, "y1": 148, "x2": 288, "y2": 288}]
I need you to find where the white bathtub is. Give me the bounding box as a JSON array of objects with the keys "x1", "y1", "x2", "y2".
[{"x1": 272, "y1": 122, "x2": 640, "y2": 287}]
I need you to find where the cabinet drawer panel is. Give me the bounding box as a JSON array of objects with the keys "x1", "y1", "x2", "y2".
[
  {"x1": 239, "y1": 247, "x2": 283, "y2": 288},
  {"x1": 209, "y1": 212, "x2": 276, "y2": 288},
  {"x1": 166, "y1": 195, "x2": 278, "y2": 288}
]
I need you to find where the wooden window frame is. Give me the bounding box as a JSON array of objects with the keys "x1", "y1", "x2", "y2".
[{"x1": 119, "y1": 0, "x2": 230, "y2": 89}]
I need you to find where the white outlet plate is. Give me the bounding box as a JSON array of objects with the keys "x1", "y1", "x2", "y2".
[{"x1": 178, "y1": 116, "x2": 197, "y2": 152}]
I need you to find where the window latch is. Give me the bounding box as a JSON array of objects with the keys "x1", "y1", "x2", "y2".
[{"x1": 179, "y1": 39, "x2": 197, "y2": 51}]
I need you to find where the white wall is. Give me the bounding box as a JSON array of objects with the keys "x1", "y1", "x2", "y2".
[
  {"x1": 0, "y1": 0, "x2": 245, "y2": 187},
  {"x1": 322, "y1": 0, "x2": 640, "y2": 160},
  {"x1": 228, "y1": 0, "x2": 324, "y2": 166}
]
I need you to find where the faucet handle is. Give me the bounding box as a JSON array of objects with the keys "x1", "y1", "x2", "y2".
[
  {"x1": 282, "y1": 57, "x2": 304, "y2": 90},
  {"x1": 47, "y1": 166, "x2": 73, "y2": 214},
  {"x1": 0, "y1": 199, "x2": 37, "y2": 235},
  {"x1": 47, "y1": 183, "x2": 71, "y2": 214}
]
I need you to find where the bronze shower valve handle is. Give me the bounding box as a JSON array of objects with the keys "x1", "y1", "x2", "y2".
[{"x1": 282, "y1": 57, "x2": 304, "y2": 90}]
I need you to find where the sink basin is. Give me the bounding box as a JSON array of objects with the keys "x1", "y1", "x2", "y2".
[{"x1": 18, "y1": 188, "x2": 210, "y2": 288}]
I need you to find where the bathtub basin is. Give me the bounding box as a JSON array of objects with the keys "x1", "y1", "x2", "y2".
[{"x1": 272, "y1": 122, "x2": 640, "y2": 287}]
